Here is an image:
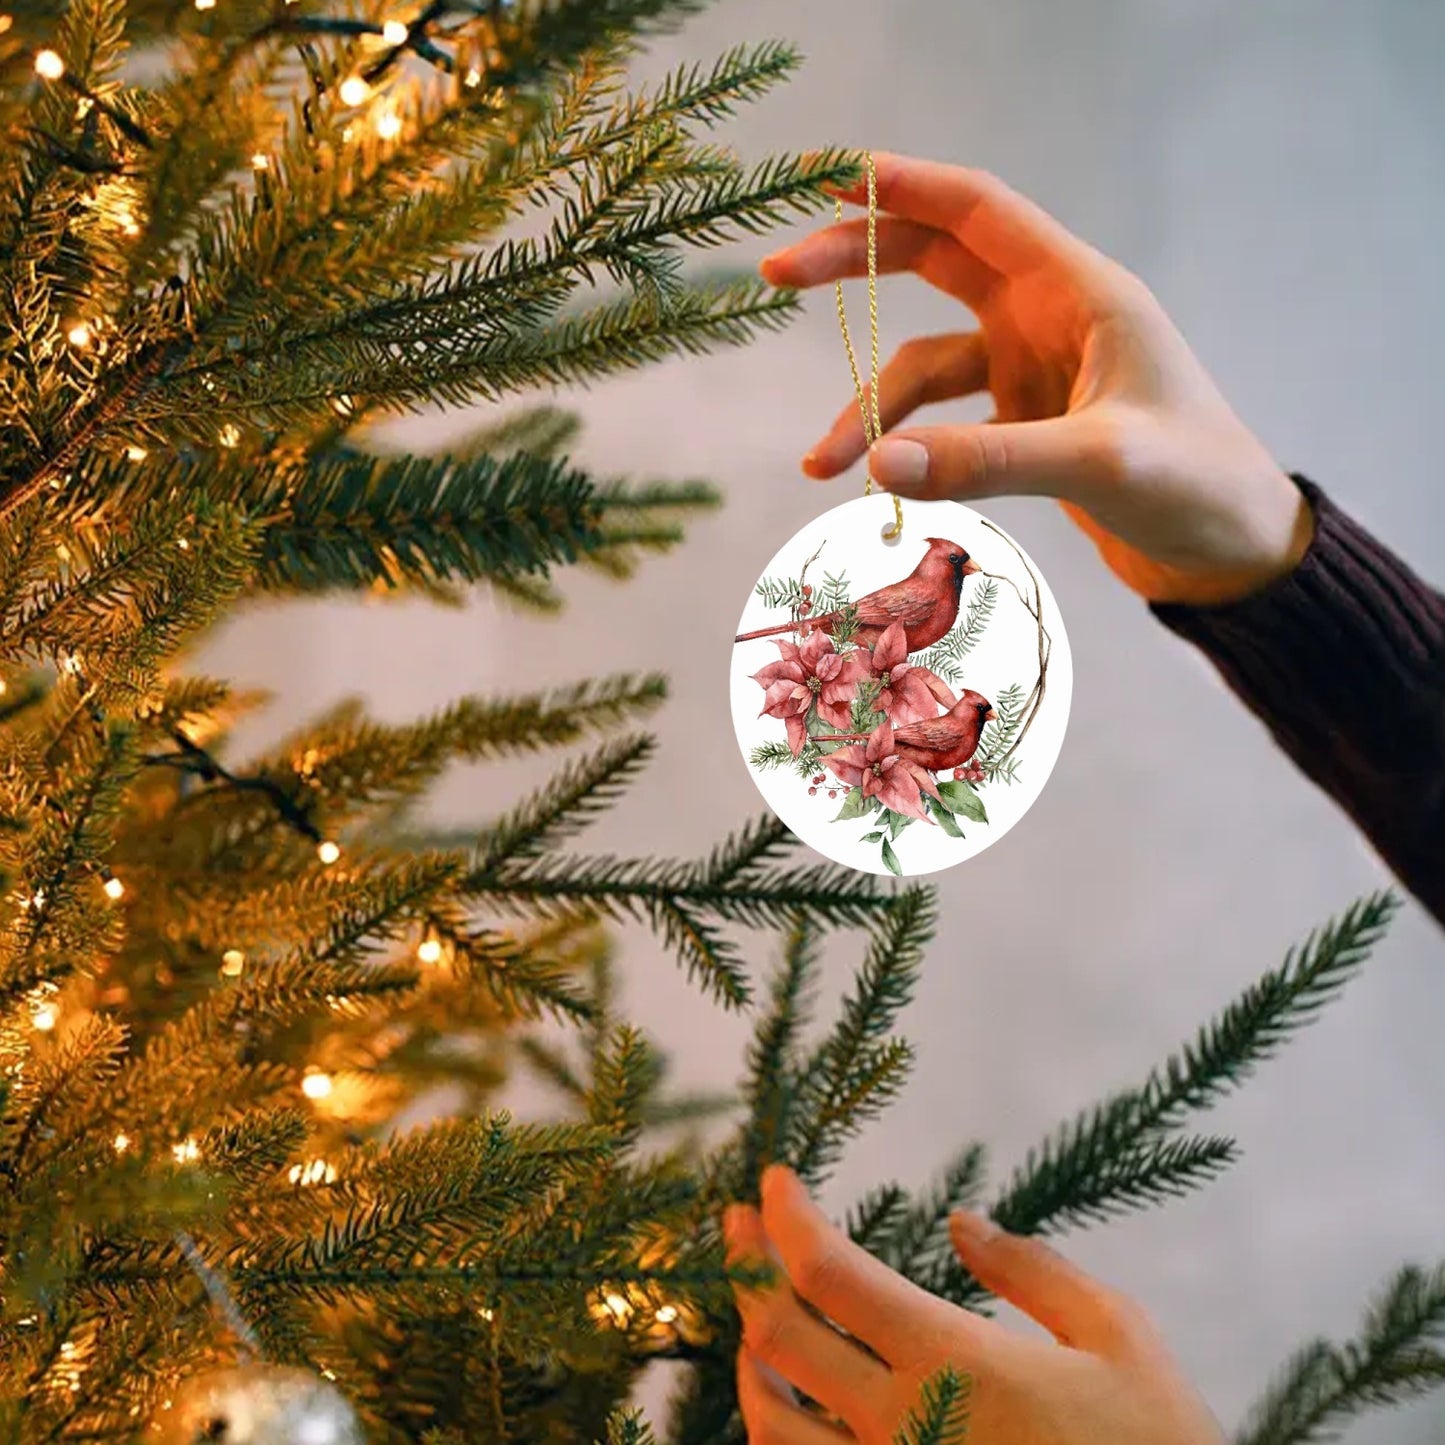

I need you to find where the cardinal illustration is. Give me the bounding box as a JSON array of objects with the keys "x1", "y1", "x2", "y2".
[
  {"x1": 820, "y1": 689, "x2": 997, "y2": 775},
  {"x1": 735, "y1": 538, "x2": 980, "y2": 653}
]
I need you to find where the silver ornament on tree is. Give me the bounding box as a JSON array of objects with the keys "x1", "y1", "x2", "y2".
[
  {"x1": 152, "y1": 1234, "x2": 363, "y2": 1445},
  {"x1": 156, "y1": 1365, "x2": 363, "y2": 1445}
]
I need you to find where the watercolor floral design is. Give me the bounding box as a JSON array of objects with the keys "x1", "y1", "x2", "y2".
[{"x1": 738, "y1": 536, "x2": 1041, "y2": 876}]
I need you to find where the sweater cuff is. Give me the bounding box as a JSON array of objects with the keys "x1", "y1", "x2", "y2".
[{"x1": 1149, "y1": 476, "x2": 1445, "y2": 759}]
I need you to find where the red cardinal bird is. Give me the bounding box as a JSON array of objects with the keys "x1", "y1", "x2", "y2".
[
  {"x1": 735, "y1": 538, "x2": 980, "y2": 653},
  {"x1": 820, "y1": 690, "x2": 997, "y2": 774}
]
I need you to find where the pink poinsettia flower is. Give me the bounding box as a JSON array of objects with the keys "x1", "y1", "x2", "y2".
[
  {"x1": 752, "y1": 631, "x2": 859, "y2": 756},
  {"x1": 862, "y1": 623, "x2": 956, "y2": 726},
  {"x1": 823, "y1": 720, "x2": 941, "y2": 823}
]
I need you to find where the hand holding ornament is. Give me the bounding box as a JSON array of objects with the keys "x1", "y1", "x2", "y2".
[{"x1": 762, "y1": 152, "x2": 1314, "y2": 607}]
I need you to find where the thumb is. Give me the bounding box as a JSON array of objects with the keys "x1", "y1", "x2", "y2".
[
  {"x1": 868, "y1": 416, "x2": 1101, "y2": 503},
  {"x1": 948, "y1": 1211, "x2": 1151, "y2": 1358}
]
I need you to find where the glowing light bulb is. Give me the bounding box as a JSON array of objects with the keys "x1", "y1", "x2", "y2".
[
  {"x1": 382, "y1": 19, "x2": 408, "y2": 43},
  {"x1": 288, "y1": 1157, "x2": 337, "y2": 1185},
  {"x1": 338, "y1": 75, "x2": 370, "y2": 107},
  {"x1": 102, "y1": 874, "x2": 124, "y2": 901},
  {"x1": 330, "y1": 394, "x2": 354, "y2": 417},
  {"x1": 0, "y1": 678, "x2": 7, "y2": 696},
  {"x1": 176, "y1": 537, "x2": 189, "y2": 550},
  {"x1": 31, "y1": 1002, "x2": 57, "y2": 1032},
  {"x1": 125, "y1": 444, "x2": 148, "y2": 461},
  {"x1": 34, "y1": 49, "x2": 64, "y2": 80},
  {"x1": 655, "y1": 1304, "x2": 679, "y2": 1324},
  {"x1": 464, "y1": 68, "x2": 481, "y2": 88},
  {"x1": 250, "y1": 152, "x2": 270, "y2": 171},
  {"x1": 604, "y1": 1293, "x2": 630, "y2": 1323},
  {"x1": 66, "y1": 322, "x2": 92, "y2": 348},
  {"x1": 302, "y1": 1071, "x2": 333, "y2": 1100},
  {"x1": 375, "y1": 110, "x2": 402, "y2": 140},
  {"x1": 220, "y1": 949, "x2": 245, "y2": 978},
  {"x1": 478, "y1": 1306, "x2": 495, "y2": 1321},
  {"x1": 217, "y1": 423, "x2": 240, "y2": 448},
  {"x1": 417, "y1": 938, "x2": 442, "y2": 965},
  {"x1": 172, "y1": 1137, "x2": 200, "y2": 1164},
  {"x1": 194, "y1": 0, "x2": 216, "y2": 9},
  {"x1": 116, "y1": 208, "x2": 140, "y2": 237},
  {"x1": 317, "y1": 839, "x2": 341, "y2": 865},
  {"x1": 113, "y1": 1132, "x2": 130, "y2": 1153}
]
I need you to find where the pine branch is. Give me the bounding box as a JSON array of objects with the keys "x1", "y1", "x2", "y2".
[
  {"x1": 1235, "y1": 1263, "x2": 1445, "y2": 1445},
  {"x1": 474, "y1": 733, "x2": 656, "y2": 872},
  {"x1": 1132, "y1": 892, "x2": 1399, "y2": 1134},
  {"x1": 786, "y1": 888, "x2": 935, "y2": 1184},
  {"x1": 987, "y1": 894, "x2": 1397, "y2": 1243}
]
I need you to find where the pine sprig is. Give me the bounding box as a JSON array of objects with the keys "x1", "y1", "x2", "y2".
[
  {"x1": 1236, "y1": 1264, "x2": 1445, "y2": 1445},
  {"x1": 895, "y1": 1365, "x2": 971, "y2": 1445},
  {"x1": 913, "y1": 579, "x2": 998, "y2": 686}
]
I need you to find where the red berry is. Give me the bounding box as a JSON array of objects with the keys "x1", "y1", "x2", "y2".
[
  {"x1": 801, "y1": 584, "x2": 812, "y2": 597},
  {"x1": 808, "y1": 786, "x2": 817, "y2": 796},
  {"x1": 828, "y1": 790, "x2": 837, "y2": 798},
  {"x1": 798, "y1": 602, "x2": 811, "y2": 615},
  {"x1": 812, "y1": 774, "x2": 825, "y2": 784}
]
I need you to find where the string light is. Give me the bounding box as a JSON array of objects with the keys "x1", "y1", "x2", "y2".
[
  {"x1": 177, "y1": 537, "x2": 190, "y2": 550},
  {"x1": 59, "y1": 652, "x2": 82, "y2": 676},
  {"x1": 124, "y1": 443, "x2": 148, "y2": 461},
  {"x1": 66, "y1": 322, "x2": 92, "y2": 348},
  {"x1": 34, "y1": 49, "x2": 64, "y2": 80},
  {"x1": 382, "y1": 19, "x2": 408, "y2": 43},
  {"x1": 250, "y1": 152, "x2": 271, "y2": 171},
  {"x1": 113, "y1": 1132, "x2": 130, "y2": 1153},
  {"x1": 172, "y1": 1137, "x2": 200, "y2": 1164},
  {"x1": 217, "y1": 423, "x2": 240, "y2": 448},
  {"x1": 338, "y1": 75, "x2": 371, "y2": 107},
  {"x1": 102, "y1": 872, "x2": 125, "y2": 901},
  {"x1": 655, "y1": 1304, "x2": 679, "y2": 1324},
  {"x1": 194, "y1": 0, "x2": 216, "y2": 9},
  {"x1": 220, "y1": 949, "x2": 245, "y2": 978},
  {"x1": 603, "y1": 1293, "x2": 631, "y2": 1324},
  {"x1": 31, "y1": 1002, "x2": 57, "y2": 1032},
  {"x1": 301, "y1": 1070, "x2": 333, "y2": 1100},
  {"x1": 288, "y1": 1158, "x2": 337, "y2": 1186},
  {"x1": 416, "y1": 937, "x2": 442, "y2": 965},
  {"x1": 464, "y1": 68, "x2": 482, "y2": 88},
  {"x1": 116, "y1": 208, "x2": 141, "y2": 237},
  {"x1": 375, "y1": 109, "x2": 403, "y2": 141},
  {"x1": 0, "y1": 678, "x2": 7, "y2": 696},
  {"x1": 330, "y1": 394, "x2": 355, "y2": 417},
  {"x1": 317, "y1": 839, "x2": 341, "y2": 865}
]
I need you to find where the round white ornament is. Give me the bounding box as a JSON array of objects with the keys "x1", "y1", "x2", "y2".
[{"x1": 730, "y1": 495, "x2": 1071, "y2": 877}]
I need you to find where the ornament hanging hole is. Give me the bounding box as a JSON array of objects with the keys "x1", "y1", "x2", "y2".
[{"x1": 879, "y1": 519, "x2": 902, "y2": 547}]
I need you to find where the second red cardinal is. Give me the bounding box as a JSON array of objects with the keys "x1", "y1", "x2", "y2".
[
  {"x1": 735, "y1": 537, "x2": 980, "y2": 653},
  {"x1": 820, "y1": 690, "x2": 997, "y2": 774}
]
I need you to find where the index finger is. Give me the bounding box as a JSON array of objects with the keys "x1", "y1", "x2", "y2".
[
  {"x1": 760, "y1": 1165, "x2": 991, "y2": 1364},
  {"x1": 826, "y1": 151, "x2": 1097, "y2": 280}
]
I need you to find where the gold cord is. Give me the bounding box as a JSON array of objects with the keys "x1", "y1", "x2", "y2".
[{"x1": 833, "y1": 151, "x2": 903, "y2": 541}]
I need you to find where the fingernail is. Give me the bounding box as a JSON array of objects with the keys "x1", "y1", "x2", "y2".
[
  {"x1": 870, "y1": 438, "x2": 929, "y2": 490},
  {"x1": 950, "y1": 1209, "x2": 1000, "y2": 1246}
]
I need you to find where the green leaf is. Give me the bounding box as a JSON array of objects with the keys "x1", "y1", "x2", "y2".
[
  {"x1": 834, "y1": 788, "x2": 869, "y2": 821},
  {"x1": 929, "y1": 799, "x2": 965, "y2": 838},
  {"x1": 881, "y1": 839, "x2": 902, "y2": 877},
  {"x1": 886, "y1": 810, "x2": 912, "y2": 841},
  {"x1": 936, "y1": 780, "x2": 988, "y2": 825},
  {"x1": 860, "y1": 831, "x2": 884, "y2": 844}
]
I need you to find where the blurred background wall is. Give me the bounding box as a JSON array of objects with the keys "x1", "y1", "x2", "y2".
[{"x1": 202, "y1": 2, "x2": 1445, "y2": 1439}]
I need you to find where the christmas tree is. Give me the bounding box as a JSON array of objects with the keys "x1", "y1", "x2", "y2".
[{"x1": 0, "y1": 2, "x2": 1441, "y2": 1441}]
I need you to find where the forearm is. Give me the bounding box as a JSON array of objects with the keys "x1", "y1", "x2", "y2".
[{"x1": 1151, "y1": 476, "x2": 1445, "y2": 925}]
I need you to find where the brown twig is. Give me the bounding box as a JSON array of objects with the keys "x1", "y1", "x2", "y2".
[{"x1": 977, "y1": 519, "x2": 1051, "y2": 772}]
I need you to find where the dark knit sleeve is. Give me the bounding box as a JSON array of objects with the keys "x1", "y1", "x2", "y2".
[{"x1": 1150, "y1": 476, "x2": 1445, "y2": 926}]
